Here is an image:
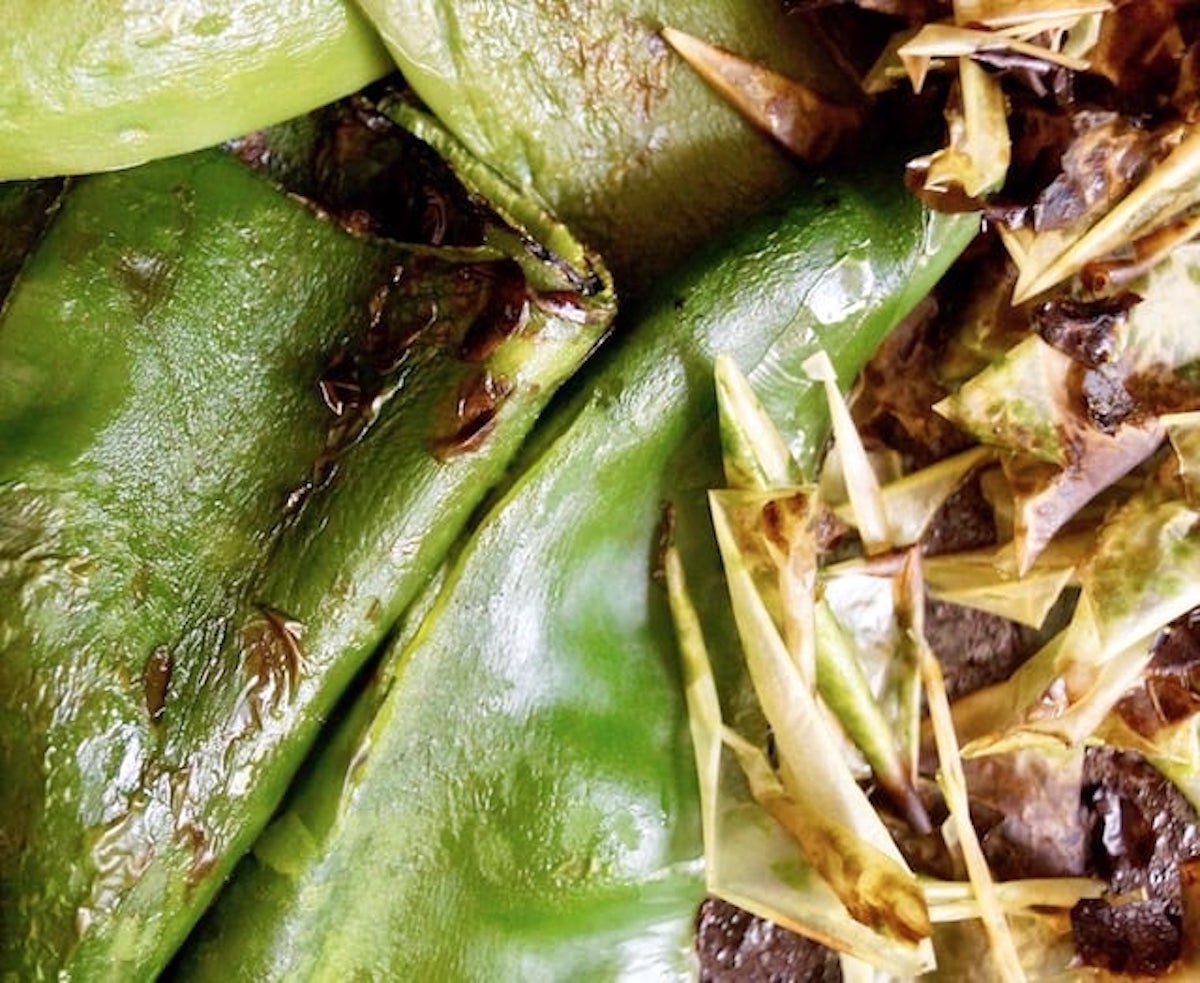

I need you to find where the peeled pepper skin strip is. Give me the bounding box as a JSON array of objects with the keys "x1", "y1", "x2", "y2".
[
  {"x1": 174, "y1": 157, "x2": 977, "y2": 980},
  {"x1": 357, "y1": 0, "x2": 859, "y2": 293},
  {"x1": 0, "y1": 149, "x2": 613, "y2": 981},
  {"x1": 0, "y1": 0, "x2": 392, "y2": 180}
]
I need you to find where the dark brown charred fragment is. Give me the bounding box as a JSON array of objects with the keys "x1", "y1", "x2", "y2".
[
  {"x1": 970, "y1": 49, "x2": 1073, "y2": 103},
  {"x1": 965, "y1": 751, "x2": 1089, "y2": 881},
  {"x1": 228, "y1": 93, "x2": 487, "y2": 247},
  {"x1": 1072, "y1": 897, "x2": 1182, "y2": 975},
  {"x1": 921, "y1": 474, "x2": 997, "y2": 556},
  {"x1": 992, "y1": 104, "x2": 1079, "y2": 219},
  {"x1": 1073, "y1": 747, "x2": 1200, "y2": 972},
  {"x1": 143, "y1": 646, "x2": 172, "y2": 725},
  {"x1": 904, "y1": 159, "x2": 987, "y2": 214},
  {"x1": 924, "y1": 599, "x2": 1032, "y2": 702},
  {"x1": 1116, "y1": 606, "x2": 1200, "y2": 738},
  {"x1": 458, "y1": 260, "x2": 531, "y2": 362},
  {"x1": 1031, "y1": 112, "x2": 1156, "y2": 233},
  {"x1": 1090, "y1": 0, "x2": 1188, "y2": 116},
  {"x1": 853, "y1": 296, "x2": 979, "y2": 468},
  {"x1": 1032, "y1": 294, "x2": 1138, "y2": 369},
  {"x1": 695, "y1": 896, "x2": 842, "y2": 983},
  {"x1": 433, "y1": 370, "x2": 515, "y2": 460}
]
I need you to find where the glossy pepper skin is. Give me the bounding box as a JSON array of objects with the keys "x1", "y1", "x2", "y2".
[
  {"x1": 0, "y1": 146, "x2": 613, "y2": 981},
  {"x1": 0, "y1": 0, "x2": 392, "y2": 180},
  {"x1": 358, "y1": 0, "x2": 859, "y2": 292},
  {"x1": 176, "y1": 155, "x2": 978, "y2": 980}
]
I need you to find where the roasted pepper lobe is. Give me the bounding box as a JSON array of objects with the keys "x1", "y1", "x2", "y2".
[
  {"x1": 0, "y1": 140, "x2": 613, "y2": 981},
  {"x1": 0, "y1": 0, "x2": 393, "y2": 180},
  {"x1": 356, "y1": 0, "x2": 860, "y2": 292}
]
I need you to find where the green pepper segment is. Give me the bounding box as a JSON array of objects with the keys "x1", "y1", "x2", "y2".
[
  {"x1": 175, "y1": 156, "x2": 976, "y2": 980},
  {"x1": 0, "y1": 0, "x2": 392, "y2": 180},
  {"x1": 356, "y1": 0, "x2": 858, "y2": 292},
  {"x1": 0, "y1": 142, "x2": 612, "y2": 980}
]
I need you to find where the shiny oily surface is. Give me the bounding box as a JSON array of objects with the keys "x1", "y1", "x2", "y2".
[
  {"x1": 0, "y1": 149, "x2": 612, "y2": 981},
  {"x1": 177, "y1": 155, "x2": 976, "y2": 980},
  {"x1": 0, "y1": 0, "x2": 392, "y2": 179}
]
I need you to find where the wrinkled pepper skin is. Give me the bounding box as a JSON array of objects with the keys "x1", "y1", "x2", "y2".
[
  {"x1": 359, "y1": 0, "x2": 858, "y2": 292},
  {"x1": 0, "y1": 0, "x2": 392, "y2": 180},
  {"x1": 0, "y1": 149, "x2": 612, "y2": 981},
  {"x1": 176, "y1": 156, "x2": 977, "y2": 980}
]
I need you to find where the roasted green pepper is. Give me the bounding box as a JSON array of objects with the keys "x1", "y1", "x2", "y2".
[
  {"x1": 0, "y1": 134, "x2": 612, "y2": 980},
  {"x1": 357, "y1": 0, "x2": 859, "y2": 291},
  {"x1": 0, "y1": 0, "x2": 391, "y2": 180},
  {"x1": 175, "y1": 151, "x2": 976, "y2": 980}
]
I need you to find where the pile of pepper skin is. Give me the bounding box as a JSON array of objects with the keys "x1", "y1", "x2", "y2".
[{"x1": 2, "y1": 2, "x2": 1200, "y2": 981}]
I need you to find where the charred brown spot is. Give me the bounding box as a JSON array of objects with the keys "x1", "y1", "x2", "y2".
[
  {"x1": 178, "y1": 820, "x2": 218, "y2": 886},
  {"x1": 458, "y1": 260, "x2": 531, "y2": 362},
  {"x1": 1072, "y1": 898, "x2": 1182, "y2": 976},
  {"x1": 1073, "y1": 747, "x2": 1200, "y2": 972},
  {"x1": 653, "y1": 502, "x2": 677, "y2": 584},
  {"x1": 287, "y1": 264, "x2": 443, "y2": 514},
  {"x1": 239, "y1": 607, "x2": 305, "y2": 728},
  {"x1": 1031, "y1": 112, "x2": 1156, "y2": 233},
  {"x1": 434, "y1": 370, "x2": 514, "y2": 460},
  {"x1": 231, "y1": 98, "x2": 487, "y2": 246},
  {"x1": 760, "y1": 492, "x2": 813, "y2": 553},
  {"x1": 1123, "y1": 363, "x2": 1200, "y2": 420},
  {"x1": 307, "y1": 259, "x2": 539, "y2": 486},
  {"x1": 1117, "y1": 607, "x2": 1200, "y2": 738},
  {"x1": 143, "y1": 646, "x2": 172, "y2": 725},
  {"x1": 1033, "y1": 293, "x2": 1138, "y2": 369}
]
